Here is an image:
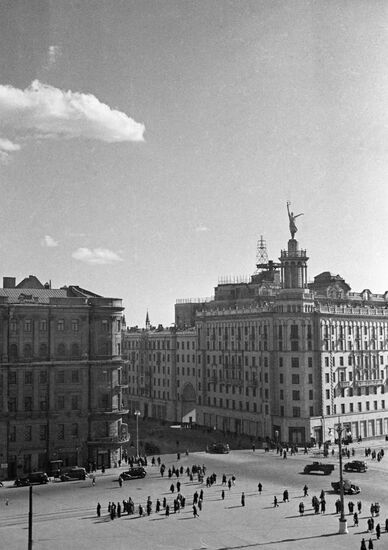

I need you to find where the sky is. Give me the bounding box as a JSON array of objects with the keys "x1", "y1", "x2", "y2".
[{"x1": 0, "y1": 0, "x2": 387, "y2": 327}]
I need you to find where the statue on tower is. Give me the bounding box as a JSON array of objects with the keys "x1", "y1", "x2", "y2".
[{"x1": 287, "y1": 201, "x2": 304, "y2": 239}]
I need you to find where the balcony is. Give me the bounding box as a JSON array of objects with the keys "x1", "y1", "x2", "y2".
[
  {"x1": 91, "y1": 407, "x2": 129, "y2": 416},
  {"x1": 337, "y1": 380, "x2": 351, "y2": 389},
  {"x1": 87, "y1": 434, "x2": 130, "y2": 446},
  {"x1": 353, "y1": 379, "x2": 384, "y2": 387}
]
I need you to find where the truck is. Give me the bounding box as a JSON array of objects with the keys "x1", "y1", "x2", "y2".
[
  {"x1": 303, "y1": 462, "x2": 335, "y2": 475},
  {"x1": 343, "y1": 460, "x2": 367, "y2": 473},
  {"x1": 331, "y1": 479, "x2": 361, "y2": 494}
]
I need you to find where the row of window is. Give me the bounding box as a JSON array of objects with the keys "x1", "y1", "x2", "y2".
[
  {"x1": 326, "y1": 401, "x2": 386, "y2": 415},
  {"x1": 7, "y1": 342, "x2": 82, "y2": 359},
  {"x1": 9, "y1": 422, "x2": 79, "y2": 442},
  {"x1": 8, "y1": 394, "x2": 81, "y2": 412},
  {"x1": 8, "y1": 318, "x2": 118, "y2": 333},
  {"x1": 8, "y1": 369, "x2": 81, "y2": 385}
]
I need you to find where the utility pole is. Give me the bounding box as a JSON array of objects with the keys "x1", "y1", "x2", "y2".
[
  {"x1": 335, "y1": 420, "x2": 348, "y2": 534},
  {"x1": 28, "y1": 485, "x2": 32, "y2": 549}
]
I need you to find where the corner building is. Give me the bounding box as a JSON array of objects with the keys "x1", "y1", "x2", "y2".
[
  {"x1": 0, "y1": 276, "x2": 128, "y2": 479},
  {"x1": 124, "y1": 233, "x2": 388, "y2": 446}
]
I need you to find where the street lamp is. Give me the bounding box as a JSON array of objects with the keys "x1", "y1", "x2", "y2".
[
  {"x1": 134, "y1": 410, "x2": 141, "y2": 457},
  {"x1": 334, "y1": 420, "x2": 348, "y2": 534}
]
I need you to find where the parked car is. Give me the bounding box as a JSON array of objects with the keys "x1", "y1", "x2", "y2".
[
  {"x1": 14, "y1": 472, "x2": 49, "y2": 487},
  {"x1": 59, "y1": 467, "x2": 87, "y2": 481},
  {"x1": 206, "y1": 443, "x2": 230, "y2": 454},
  {"x1": 303, "y1": 462, "x2": 335, "y2": 475},
  {"x1": 331, "y1": 479, "x2": 361, "y2": 494},
  {"x1": 119, "y1": 467, "x2": 146, "y2": 480},
  {"x1": 344, "y1": 460, "x2": 367, "y2": 473}
]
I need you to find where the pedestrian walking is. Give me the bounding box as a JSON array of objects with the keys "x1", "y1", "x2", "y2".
[
  {"x1": 165, "y1": 504, "x2": 170, "y2": 516},
  {"x1": 299, "y1": 502, "x2": 304, "y2": 515},
  {"x1": 354, "y1": 512, "x2": 359, "y2": 527},
  {"x1": 156, "y1": 499, "x2": 161, "y2": 513},
  {"x1": 360, "y1": 538, "x2": 366, "y2": 550},
  {"x1": 177, "y1": 481, "x2": 181, "y2": 493},
  {"x1": 92, "y1": 475, "x2": 96, "y2": 486},
  {"x1": 273, "y1": 496, "x2": 279, "y2": 507},
  {"x1": 170, "y1": 483, "x2": 175, "y2": 493},
  {"x1": 348, "y1": 501, "x2": 354, "y2": 515},
  {"x1": 320, "y1": 499, "x2": 326, "y2": 514},
  {"x1": 258, "y1": 482, "x2": 262, "y2": 494},
  {"x1": 376, "y1": 523, "x2": 381, "y2": 539},
  {"x1": 358, "y1": 501, "x2": 362, "y2": 514},
  {"x1": 368, "y1": 538, "x2": 373, "y2": 550},
  {"x1": 198, "y1": 499, "x2": 202, "y2": 511},
  {"x1": 283, "y1": 489, "x2": 289, "y2": 502},
  {"x1": 193, "y1": 504, "x2": 199, "y2": 518},
  {"x1": 228, "y1": 479, "x2": 232, "y2": 490},
  {"x1": 96, "y1": 502, "x2": 101, "y2": 517},
  {"x1": 221, "y1": 490, "x2": 225, "y2": 500},
  {"x1": 303, "y1": 484, "x2": 308, "y2": 497},
  {"x1": 241, "y1": 492, "x2": 245, "y2": 507}
]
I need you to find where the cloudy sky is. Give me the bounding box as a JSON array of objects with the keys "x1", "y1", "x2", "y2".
[{"x1": 0, "y1": 1, "x2": 387, "y2": 326}]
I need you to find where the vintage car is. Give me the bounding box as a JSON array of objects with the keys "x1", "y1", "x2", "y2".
[
  {"x1": 14, "y1": 472, "x2": 49, "y2": 487},
  {"x1": 343, "y1": 460, "x2": 368, "y2": 473},
  {"x1": 206, "y1": 443, "x2": 230, "y2": 454},
  {"x1": 59, "y1": 467, "x2": 87, "y2": 481},
  {"x1": 119, "y1": 467, "x2": 146, "y2": 480},
  {"x1": 331, "y1": 479, "x2": 361, "y2": 494},
  {"x1": 303, "y1": 462, "x2": 335, "y2": 475}
]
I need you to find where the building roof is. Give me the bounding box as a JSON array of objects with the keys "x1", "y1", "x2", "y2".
[{"x1": 0, "y1": 288, "x2": 67, "y2": 304}]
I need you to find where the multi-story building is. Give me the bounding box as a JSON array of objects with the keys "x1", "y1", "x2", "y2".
[
  {"x1": 123, "y1": 228, "x2": 388, "y2": 446},
  {"x1": 0, "y1": 275, "x2": 128, "y2": 479}
]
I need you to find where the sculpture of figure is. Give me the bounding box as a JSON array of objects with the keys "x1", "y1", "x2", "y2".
[{"x1": 287, "y1": 201, "x2": 304, "y2": 239}]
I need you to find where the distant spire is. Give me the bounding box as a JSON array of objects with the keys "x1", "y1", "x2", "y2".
[{"x1": 145, "y1": 310, "x2": 150, "y2": 330}]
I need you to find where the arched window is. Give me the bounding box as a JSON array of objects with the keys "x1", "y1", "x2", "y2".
[
  {"x1": 39, "y1": 343, "x2": 48, "y2": 358},
  {"x1": 9, "y1": 343, "x2": 18, "y2": 360},
  {"x1": 23, "y1": 343, "x2": 32, "y2": 358},
  {"x1": 57, "y1": 343, "x2": 66, "y2": 357},
  {"x1": 71, "y1": 342, "x2": 80, "y2": 358}
]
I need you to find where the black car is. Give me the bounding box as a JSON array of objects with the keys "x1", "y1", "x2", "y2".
[
  {"x1": 303, "y1": 462, "x2": 335, "y2": 475},
  {"x1": 14, "y1": 472, "x2": 49, "y2": 487},
  {"x1": 119, "y1": 467, "x2": 146, "y2": 480},
  {"x1": 344, "y1": 460, "x2": 367, "y2": 473},
  {"x1": 207, "y1": 443, "x2": 230, "y2": 454}
]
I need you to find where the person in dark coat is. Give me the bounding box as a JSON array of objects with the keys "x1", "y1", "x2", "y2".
[
  {"x1": 96, "y1": 503, "x2": 101, "y2": 517},
  {"x1": 303, "y1": 485, "x2": 308, "y2": 496},
  {"x1": 299, "y1": 502, "x2": 304, "y2": 515},
  {"x1": 170, "y1": 483, "x2": 175, "y2": 493},
  {"x1": 165, "y1": 504, "x2": 170, "y2": 516},
  {"x1": 193, "y1": 504, "x2": 199, "y2": 518},
  {"x1": 360, "y1": 538, "x2": 366, "y2": 550},
  {"x1": 320, "y1": 499, "x2": 326, "y2": 514},
  {"x1": 117, "y1": 502, "x2": 121, "y2": 518},
  {"x1": 258, "y1": 482, "x2": 262, "y2": 494},
  {"x1": 273, "y1": 496, "x2": 278, "y2": 507},
  {"x1": 354, "y1": 512, "x2": 359, "y2": 526},
  {"x1": 156, "y1": 499, "x2": 161, "y2": 513},
  {"x1": 368, "y1": 538, "x2": 373, "y2": 550},
  {"x1": 241, "y1": 492, "x2": 245, "y2": 507},
  {"x1": 376, "y1": 523, "x2": 381, "y2": 539},
  {"x1": 221, "y1": 490, "x2": 225, "y2": 500}
]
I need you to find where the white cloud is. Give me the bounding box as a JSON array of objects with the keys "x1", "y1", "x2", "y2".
[
  {"x1": 41, "y1": 235, "x2": 59, "y2": 248},
  {"x1": 0, "y1": 137, "x2": 21, "y2": 164},
  {"x1": 72, "y1": 247, "x2": 123, "y2": 265},
  {"x1": 0, "y1": 80, "x2": 145, "y2": 159}
]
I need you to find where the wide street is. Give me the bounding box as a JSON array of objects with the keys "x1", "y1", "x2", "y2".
[{"x1": 1, "y1": 440, "x2": 388, "y2": 550}]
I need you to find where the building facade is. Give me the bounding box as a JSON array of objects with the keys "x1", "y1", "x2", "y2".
[
  {"x1": 0, "y1": 276, "x2": 128, "y2": 479},
  {"x1": 123, "y1": 230, "x2": 388, "y2": 446}
]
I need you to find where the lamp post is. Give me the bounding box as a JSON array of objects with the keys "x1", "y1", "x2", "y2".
[
  {"x1": 335, "y1": 420, "x2": 348, "y2": 534},
  {"x1": 134, "y1": 410, "x2": 141, "y2": 458}
]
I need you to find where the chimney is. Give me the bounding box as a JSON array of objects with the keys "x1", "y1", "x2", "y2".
[{"x1": 3, "y1": 277, "x2": 16, "y2": 289}]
